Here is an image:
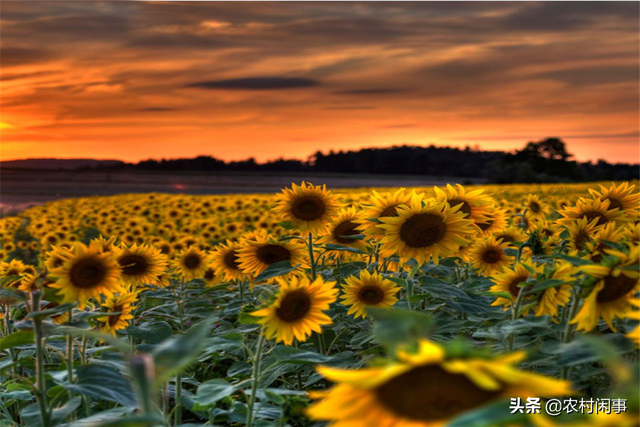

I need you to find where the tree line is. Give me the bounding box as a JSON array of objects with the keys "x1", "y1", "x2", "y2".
[{"x1": 99, "y1": 138, "x2": 638, "y2": 183}]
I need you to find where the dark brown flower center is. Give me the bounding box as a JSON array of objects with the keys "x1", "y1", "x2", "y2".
[
  {"x1": 183, "y1": 254, "x2": 202, "y2": 270},
  {"x1": 497, "y1": 233, "x2": 515, "y2": 243},
  {"x1": 508, "y1": 275, "x2": 529, "y2": 298},
  {"x1": 399, "y1": 213, "x2": 447, "y2": 248},
  {"x1": 379, "y1": 205, "x2": 399, "y2": 218},
  {"x1": 204, "y1": 269, "x2": 215, "y2": 281},
  {"x1": 358, "y1": 285, "x2": 385, "y2": 305},
  {"x1": 605, "y1": 197, "x2": 623, "y2": 211},
  {"x1": 332, "y1": 220, "x2": 360, "y2": 244},
  {"x1": 290, "y1": 195, "x2": 326, "y2": 221},
  {"x1": 481, "y1": 249, "x2": 502, "y2": 264},
  {"x1": 580, "y1": 211, "x2": 608, "y2": 227},
  {"x1": 477, "y1": 220, "x2": 493, "y2": 231},
  {"x1": 276, "y1": 289, "x2": 311, "y2": 322},
  {"x1": 256, "y1": 244, "x2": 291, "y2": 265},
  {"x1": 596, "y1": 274, "x2": 637, "y2": 303},
  {"x1": 69, "y1": 257, "x2": 107, "y2": 289},
  {"x1": 118, "y1": 254, "x2": 149, "y2": 276},
  {"x1": 529, "y1": 201, "x2": 541, "y2": 213},
  {"x1": 448, "y1": 199, "x2": 472, "y2": 216},
  {"x1": 223, "y1": 250, "x2": 241, "y2": 270},
  {"x1": 374, "y1": 365, "x2": 502, "y2": 421},
  {"x1": 574, "y1": 231, "x2": 590, "y2": 251},
  {"x1": 109, "y1": 305, "x2": 123, "y2": 326}
]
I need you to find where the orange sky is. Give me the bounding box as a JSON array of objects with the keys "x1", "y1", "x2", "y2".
[{"x1": 1, "y1": 1, "x2": 639, "y2": 163}]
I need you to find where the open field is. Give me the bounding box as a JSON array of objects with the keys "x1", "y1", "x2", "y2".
[
  {"x1": 0, "y1": 181, "x2": 638, "y2": 426},
  {"x1": 0, "y1": 168, "x2": 481, "y2": 213}
]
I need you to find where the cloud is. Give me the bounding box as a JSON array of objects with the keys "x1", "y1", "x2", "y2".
[
  {"x1": 138, "y1": 107, "x2": 177, "y2": 112},
  {"x1": 335, "y1": 88, "x2": 405, "y2": 95},
  {"x1": 185, "y1": 77, "x2": 320, "y2": 90}
]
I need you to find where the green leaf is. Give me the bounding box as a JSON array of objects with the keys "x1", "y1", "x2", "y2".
[
  {"x1": 0, "y1": 330, "x2": 34, "y2": 351},
  {"x1": 323, "y1": 244, "x2": 367, "y2": 254},
  {"x1": 527, "y1": 279, "x2": 564, "y2": 294},
  {"x1": 271, "y1": 346, "x2": 328, "y2": 364},
  {"x1": 0, "y1": 288, "x2": 27, "y2": 303},
  {"x1": 195, "y1": 379, "x2": 245, "y2": 407},
  {"x1": 254, "y1": 261, "x2": 300, "y2": 282},
  {"x1": 152, "y1": 317, "x2": 214, "y2": 382},
  {"x1": 26, "y1": 302, "x2": 76, "y2": 320},
  {"x1": 51, "y1": 397, "x2": 82, "y2": 425},
  {"x1": 448, "y1": 398, "x2": 526, "y2": 427},
  {"x1": 127, "y1": 321, "x2": 173, "y2": 344},
  {"x1": 278, "y1": 221, "x2": 294, "y2": 230},
  {"x1": 557, "y1": 254, "x2": 597, "y2": 266},
  {"x1": 68, "y1": 414, "x2": 165, "y2": 427},
  {"x1": 369, "y1": 308, "x2": 433, "y2": 348},
  {"x1": 64, "y1": 364, "x2": 136, "y2": 406}
]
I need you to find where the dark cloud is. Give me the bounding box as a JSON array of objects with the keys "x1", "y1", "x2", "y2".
[
  {"x1": 335, "y1": 88, "x2": 405, "y2": 95},
  {"x1": 186, "y1": 77, "x2": 320, "y2": 90},
  {"x1": 0, "y1": 47, "x2": 55, "y2": 66},
  {"x1": 536, "y1": 65, "x2": 640, "y2": 86}
]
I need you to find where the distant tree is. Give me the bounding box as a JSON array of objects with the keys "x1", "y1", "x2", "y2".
[{"x1": 518, "y1": 137, "x2": 573, "y2": 161}]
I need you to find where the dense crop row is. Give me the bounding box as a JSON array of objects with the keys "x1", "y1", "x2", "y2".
[{"x1": 0, "y1": 181, "x2": 638, "y2": 427}]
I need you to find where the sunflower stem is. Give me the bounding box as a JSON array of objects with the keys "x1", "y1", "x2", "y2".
[
  {"x1": 561, "y1": 287, "x2": 582, "y2": 379},
  {"x1": 507, "y1": 285, "x2": 527, "y2": 352},
  {"x1": 66, "y1": 309, "x2": 74, "y2": 383},
  {"x1": 307, "y1": 233, "x2": 317, "y2": 280},
  {"x1": 174, "y1": 279, "x2": 185, "y2": 426},
  {"x1": 4, "y1": 305, "x2": 17, "y2": 375},
  {"x1": 246, "y1": 333, "x2": 265, "y2": 427},
  {"x1": 31, "y1": 291, "x2": 51, "y2": 427}
]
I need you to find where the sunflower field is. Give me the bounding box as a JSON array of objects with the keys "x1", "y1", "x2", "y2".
[{"x1": 0, "y1": 181, "x2": 638, "y2": 427}]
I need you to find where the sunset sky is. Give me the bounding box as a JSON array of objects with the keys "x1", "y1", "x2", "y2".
[{"x1": 1, "y1": 1, "x2": 639, "y2": 163}]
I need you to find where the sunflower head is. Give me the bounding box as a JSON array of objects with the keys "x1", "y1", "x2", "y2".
[
  {"x1": 275, "y1": 182, "x2": 341, "y2": 235},
  {"x1": 356, "y1": 189, "x2": 413, "y2": 237},
  {"x1": 340, "y1": 270, "x2": 401, "y2": 318},
  {"x1": 433, "y1": 183, "x2": 493, "y2": 225},
  {"x1": 48, "y1": 241, "x2": 123, "y2": 306},
  {"x1": 237, "y1": 234, "x2": 306, "y2": 279},
  {"x1": 209, "y1": 240, "x2": 246, "y2": 281},
  {"x1": 379, "y1": 194, "x2": 476, "y2": 265},
  {"x1": 114, "y1": 243, "x2": 168, "y2": 288},
  {"x1": 171, "y1": 247, "x2": 209, "y2": 281},
  {"x1": 97, "y1": 292, "x2": 138, "y2": 336},
  {"x1": 308, "y1": 340, "x2": 571, "y2": 426},
  {"x1": 253, "y1": 275, "x2": 338, "y2": 345},
  {"x1": 468, "y1": 236, "x2": 514, "y2": 277}
]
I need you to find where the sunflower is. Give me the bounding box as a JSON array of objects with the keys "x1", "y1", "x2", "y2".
[
  {"x1": 319, "y1": 207, "x2": 368, "y2": 254},
  {"x1": 476, "y1": 205, "x2": 508, "y2": 236},
  {"x1": 533, "y1": 261, "x2": 575, "y2": 318},
  {"x1": 379, "y1": 195, "x2": 476, "y2": 265},
  {"x1": 433, "y1": 183, "x2": 493, "y2": 226},
  {"x1": 494, "y1": 226, "x2": 528, "y2": 247},
  {"x1": 557, "y1": 198, "x2": 627, "y2": 229},
  {"x1": 16, "y1": 274, "x2": 40, "y2": 293},
  {"x1": 489, "y1": 261, "x2": 543, "y2": 312},
  {"x1": 44, "y1": 246, "x2": 74, "y2": 271},
  {"x1": 340, "y1": 270, "x2": 401, "y2": 318},
  {"x1": 588, "y1": 182, "x2": 639, "y2": 220},
  {"x1": 92, "y1": 235, "x2": 117, "y2": 253},
  {"x1": 209, "y1": 240, "x2": 247, "y2": 281},
  {"x1": 275, "y1": 182, "x2": 341, "y2": 235},
  {"x1": 113, "y1": 243, "x2": 168, "y2": 288},
  {"x1": 97, "y1": 292, "x2": 138, "y2": 336},
  {"x1": 253, "y1": 275, "x2": 338, "y2": 345},
  {"x1": 237, "y1": 234, "x2": 306, "y2": 278},
  {"x1": 48, "y1": 242, "x2": 123, "y2": 305},
  {"x1": 308, "y1": 340, "x2": 571, "y2": 426},
  {"x1": 468, "y1": 236, "x2": 514, "y2": 277},
  {"x1": 564, "y1": 217, "x2": 598, "y2": 254},
  {"x1": 571, "y1": 246, "x2": 639, "y2": 332},
  {"x1": 623, "y1": 299, "x2": 639, "y2": 347},
  {"x1": 171, "y1": 247, "x2": 209, "y2": 280},
  {"x1": 584, "y1": 222, "x2": 626, "y2": 263},
  {"x1": 524, "y1": 194, "x2": 547, "y2": 219},
  {"x1": 356, "y1": 189, "x2": 413, "y2": 237}
]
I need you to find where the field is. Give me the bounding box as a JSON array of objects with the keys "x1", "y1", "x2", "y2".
[{"x1": 0, "y1": 181, "x2": 638, "y2": 427}]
